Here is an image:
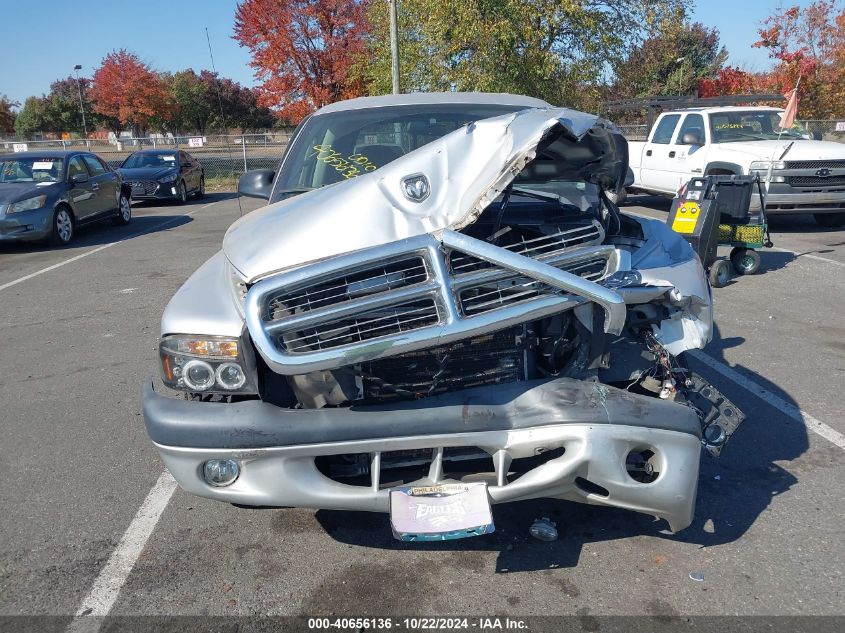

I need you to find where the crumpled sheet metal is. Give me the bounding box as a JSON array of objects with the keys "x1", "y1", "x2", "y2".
[{"x1": 223, "y1": 107, "x2": 625, "y2": 282}]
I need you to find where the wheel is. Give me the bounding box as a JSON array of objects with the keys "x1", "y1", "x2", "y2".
[
  {"x1": 112, "y1": 193, "x2": 132, "y2": 226},
  {"x1": 729, "y1": 247, "x2": 761, "y2": 275},
  {"x1": 814, "y1": 212, "x2": 845, "y2": 228},
  {"x1": 50, "y1": 206, "x2": 74, "y2": 246},
  {"x1": 195, "y1": 175, "x2": 205, "y2": 198},
  {"x1": 708, "y1": 259, "x2": 731, "y2": 288},
  {"x1": 606, "y1": 188, "x2": 627, "y2": 205},
  {"x1": 176, "y1": 180, "x2": 187, "y2": 205}
]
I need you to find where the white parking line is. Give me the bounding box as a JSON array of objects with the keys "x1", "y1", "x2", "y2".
[
  {"x1": 66, "y1": 471, "x2": 177, "y2": 633},
  {"x1": 0, "y1": 198, "x2": 232, "y2": 293},
  {"x1": 690, "y1": 349, "x2": 845, "y2": 451}
]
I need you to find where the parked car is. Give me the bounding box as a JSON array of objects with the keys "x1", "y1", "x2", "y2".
[
  {"x1": 118, "y1": 149, "x2": 204, "y2": 204},
  {"x1": 0, "y1": 150, "x2": 131, "y2": 246},
  {"x1": 624, "y1": 106, "x2": 845, "y2": 227},
  {"x1": 142, "y1": 93, "x2": 743, "y2": 540}
]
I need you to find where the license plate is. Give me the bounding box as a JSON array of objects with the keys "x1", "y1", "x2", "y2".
[{"x1": 389, "y1": 482, "x2": 494, "y2": 541}]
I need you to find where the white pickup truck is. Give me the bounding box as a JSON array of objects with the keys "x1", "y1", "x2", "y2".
[{"x1": 624, "y1": 106, "x2": 845, "y2": 227}]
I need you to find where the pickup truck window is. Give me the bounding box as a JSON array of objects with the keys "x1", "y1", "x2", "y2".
[
  {"x1": 710, "y1": 110, "x2": 804, "y2": 143},
  {"x1": 273, "y1": 104, "x2": 524, "y2": 199},
  {"x1": 650, "y1": 114, "x2": 681, "y2": 144},
  {"x1": 677, "y1": 114, "x2": 705, "y2": 144}
]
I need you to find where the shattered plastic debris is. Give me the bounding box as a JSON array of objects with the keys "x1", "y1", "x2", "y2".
[
  {"x1": 689, "y1": 572, "x2": 705, "y2": 582},
  {"x1": 529, "y1": 517, "x2": 558, "y2": 541}
]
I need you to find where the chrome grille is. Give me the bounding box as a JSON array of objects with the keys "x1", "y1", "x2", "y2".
[
  {"x1": 449, "y1": 221, "x2": 603, "y2": 274},
  {"x1": 785, "y1": 160, "x2": 845, "y2": 170},
  {"x1": 788, "y1": 175, "x2": 845, "y2": 187},
  {"x1": 127, "y1": 180, "x2": 158, "y2": 195},
  {"x1": 456, "y1": 256, "x2": 610, "y2": 317},
  {"x1": 281, "y1": 299, "x2": 440, "y2": 353},
  {"x1": 267, "y1": 257, "x2": 428, "y2": 317},
  {"x1": 244, "y1": 231, "x2": 623, "y2": 375}
]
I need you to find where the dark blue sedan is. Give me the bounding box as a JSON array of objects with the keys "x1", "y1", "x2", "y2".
[
  {"x1": 0, "y1": 150, "x2": 131, "y2": 246},
  {"x1": 118, "y1": 149, "x2": 204, "y2": 204}
]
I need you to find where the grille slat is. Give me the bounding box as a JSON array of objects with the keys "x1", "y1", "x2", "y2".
[
  {"x1": 785, "y1": 160, "x2": 845, "y2": 170},
  {"x1": 788, "y1": 175, "x2": 845, "y2": 187}
]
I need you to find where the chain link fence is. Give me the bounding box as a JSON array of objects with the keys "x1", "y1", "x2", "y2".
[
  {"x1": 795, "y1": 120, "x2": 845, "y2": 142},
  {"x1": 0, "y1": 134, "x2": 293, "y2": 188}
]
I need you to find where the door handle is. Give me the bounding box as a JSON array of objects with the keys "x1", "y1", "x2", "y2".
[
  {"x1": 646, "y1": 150, "x2": 652, "y2": 156},
  {"x1": 669, "y1": 151, "x2": 676, "y2": 158}
]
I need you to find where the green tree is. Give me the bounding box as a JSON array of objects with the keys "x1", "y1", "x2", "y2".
[
  {"x1": 168, "y1": 69, "x2": 214, "y2": 134},
  {"x1": 44, "y1": 77, "x2": 97, "y2": 137},
  {"x1": 611, "y1": 21, "x2": 728, "y2": 99},
  {"x1": 14, "y1": 96, "x2": 51, "y2": 139},
  {"x1": 0, "y1": 94, "x2": 16, "y2": 134},
  {"x1": 362, "y1": 0, "x2": 688, "y2": 110}
]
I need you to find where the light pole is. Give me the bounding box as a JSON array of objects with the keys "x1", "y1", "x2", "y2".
[
  {"x1": 73, "y1": 64, "x2": 88, "y2": 139},
  {"x1": 388, "y1": 0, "x2": 400, "y2": 94}
]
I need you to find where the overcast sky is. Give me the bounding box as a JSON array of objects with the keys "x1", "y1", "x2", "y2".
[{"x1": 0, "y1": 0, "x2": 819, "y2": 107}]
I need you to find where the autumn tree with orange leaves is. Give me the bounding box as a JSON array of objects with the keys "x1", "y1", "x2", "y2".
[
  {"x1": 754, "y1": 1, "x2": 845, "y2": 119},
  {"x1": 89, "y1": 50, "x2": 175, "y2": 135},
  {"x1": 233, "y1": 0, "x2": 370, "y2": 123}
]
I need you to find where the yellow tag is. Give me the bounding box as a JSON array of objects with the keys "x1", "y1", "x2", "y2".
[{"x1": 672, "y1": 201, "x2": 700, "y2": 234}]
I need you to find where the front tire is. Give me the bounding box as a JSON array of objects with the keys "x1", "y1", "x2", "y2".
[
  {"x1": 50, "y1": 207, "x2": 74, "y2": 246},
  {"x1": 814, "y1": 212, "x2": 845, "y2": 228},
  {"x1": 195, "y1": 176, "x2": 205, "y2": 198},
  {"x1": 112, "y1": 193, "x2": 132, "y2": 226},
  {"x1": 176, "y1": 180, "x2": 187, "y2": 205}
]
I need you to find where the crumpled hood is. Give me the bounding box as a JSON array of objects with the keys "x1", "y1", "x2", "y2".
[
  {"x1": 224, "y1": 107, "x2": 627, "y2": 282},
  {"x1": 713, "y1": 139, "x2": 845, "y2": 161},
  {"x1": 0, "y1": 181, "x2": 60, "y2": 204}
]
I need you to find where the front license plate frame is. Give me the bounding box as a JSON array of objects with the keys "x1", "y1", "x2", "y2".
[{"x1": 389, "y1": 482, "x2": 494, "y2": 542}]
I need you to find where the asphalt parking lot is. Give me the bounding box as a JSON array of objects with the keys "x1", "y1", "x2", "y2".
[{"x1": 1, "y1": 193, "x2": 843, "y2": 628}]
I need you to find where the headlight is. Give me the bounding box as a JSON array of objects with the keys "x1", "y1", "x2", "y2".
[
  {"x1": 159, "y1": 172, "x2": 178, "y2": 183},
  {"x1": 159, "y1": 335, "x2": 257, "y2": 394},
  {"x1": 749, "y1": 161, "x2": 786, "y2": 171},
  {"x1": 7, "y1": 195, "x2": 47, "y2": 214}
]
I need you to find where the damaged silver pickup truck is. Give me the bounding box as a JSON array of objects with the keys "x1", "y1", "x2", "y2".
[{"x1": 142, "y1": 93, "x2": 744, "y2": 540}]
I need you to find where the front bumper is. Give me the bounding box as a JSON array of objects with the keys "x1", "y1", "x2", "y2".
[
  {"x1": 143, "y1": 377, "x2": 703, "y2": 532},
  {"x1": 0, "y1": 207, "x2": 53, "y2": 242},
  {"x1": 763, "y1": 182, "x2": 845, "y2": 215},
  {"x1": 127, "y1": 181, "x2": 180, "y2": 201}
]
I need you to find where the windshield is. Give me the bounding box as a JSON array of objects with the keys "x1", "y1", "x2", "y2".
[
  {"x1": 271, "y1": 104, "x2": 531, "y2": 203},
  {"x1": 122, "y1": 153, "x2": 178, "y2": 169},
  {"x1": 710, "y1": 110, "x2": 805, "y2": 143},
  {"x1": 0, "y1": 157, "x2": 64, "y2": 183}
]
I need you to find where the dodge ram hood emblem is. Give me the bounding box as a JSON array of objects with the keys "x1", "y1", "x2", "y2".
[{"x1": 401, "y1": 173, "x2": 430, "y2": 202}]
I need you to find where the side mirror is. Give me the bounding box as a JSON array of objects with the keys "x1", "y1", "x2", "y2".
[
  {"x1": 681, "y1": 132, "x2": 703, "y2": 146},
  {"x1": 71, "y1": 173, "x2": 89, "y2": 184},
  {"x1": 238, "y1": 169, "x2": 275, "y2": 200}
]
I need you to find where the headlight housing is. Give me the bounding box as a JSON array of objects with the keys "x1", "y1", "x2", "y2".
[
  {"x1": 159, "y1": 335, "x2": 257, "y2": 395},
  {"x1": 749, "y1": 160, "x2": 786, "y2": 171},
  {"x1": 159, "y1": 171, "x2": 178, "y2": 183},
  {"x1": 7, "y1": 195, "x2": 47, "y2": 214}
]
